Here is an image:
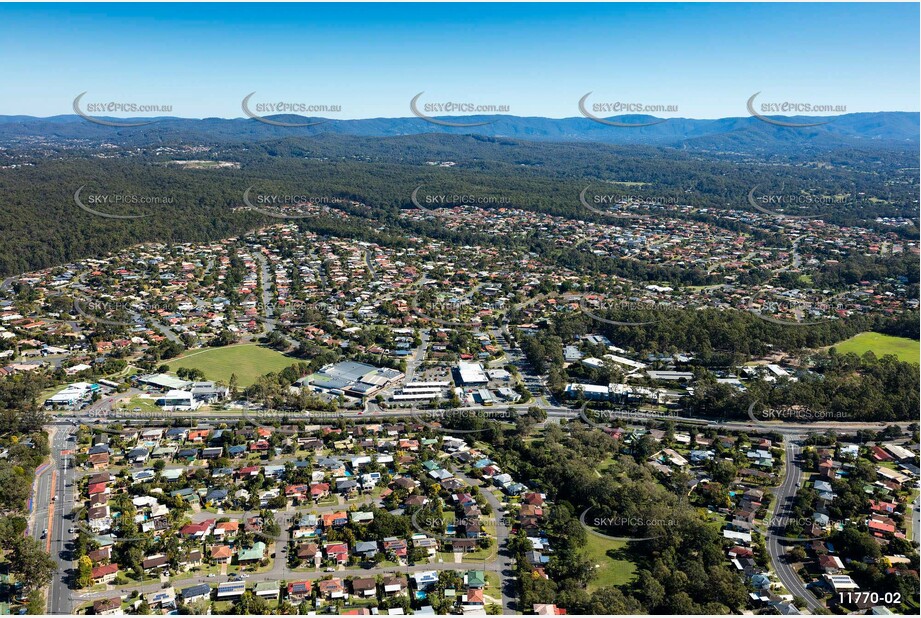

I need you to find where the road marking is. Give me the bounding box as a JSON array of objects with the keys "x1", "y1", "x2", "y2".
[{"x1": 46, "y1": 470, "x2": 56, "y2": 553}]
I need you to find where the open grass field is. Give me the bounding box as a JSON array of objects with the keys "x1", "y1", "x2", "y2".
[
  {"x1": 167, "y1": 344, "x2": 297, "y2": 386},
  {"x1": 582, "y1": 534, "x2": 637, "y2": 590},
  {"x1": 832, "y1": 332, "x2": 920, "y2": 365}
]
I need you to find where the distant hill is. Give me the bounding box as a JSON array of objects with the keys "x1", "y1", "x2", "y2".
[{"x1": 0, "y1": 111, "x2": 917, "y2": 153}]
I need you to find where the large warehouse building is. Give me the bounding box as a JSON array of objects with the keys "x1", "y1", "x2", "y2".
[
  {"x1": 455, "y1": 361, "x2": 489, "y2": 386},
  {"x1": 298, "y1": 361, "x2": 404, "y2": 398}
]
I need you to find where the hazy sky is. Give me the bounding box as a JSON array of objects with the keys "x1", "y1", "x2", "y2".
[{"x1": 2, "y1": 2, "x2": 918, "y2": 119}]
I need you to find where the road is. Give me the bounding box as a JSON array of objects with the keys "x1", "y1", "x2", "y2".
[
  {"x1": 50, "y1": 402, "x2": 913, "y2": 439},
  {"x1": 255, "y1": 250, "x2": 275, "y2": 325},
  {"x1": 72, "y1": 558, "x2": 506, "y2": 605},
  {"x1": 69, "y1": 480, "x2": 513, "y2": 609},
  {"x1": 910, "y1": 494, "x2": 920, "y2": 543},
  {"x1": 39, "y1": 407, "x2": 910, "y2": 615},
  {"x1": 450, "y1": 466, "x2": 516, "y2": 613},
  {"x1": 31, "y1": 426, "x2": 79, "y2": 614},
  {"x1": 251, "y1": 250, "x2": 302, "y2": 351},
  {"x1": 766, "y1": 440, "x2": 824, "y2": 613}
]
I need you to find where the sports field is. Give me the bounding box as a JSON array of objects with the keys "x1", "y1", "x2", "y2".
[
  {"x1": 833, "y1": 332, "x2": 920, "y2": 365},
  {"x1": 167, "y1": 344, "x2": 297, "y2": 386}
]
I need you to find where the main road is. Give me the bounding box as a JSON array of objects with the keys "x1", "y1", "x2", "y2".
[
  {"x1": 30, "y1": 425, "x2": 78, "y2": 614},
  {"x1": 50, "y1": 403, "x2": 911, "y2": 438}
]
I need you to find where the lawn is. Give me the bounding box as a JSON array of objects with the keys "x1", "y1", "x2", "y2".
[
  {"x1": 831, "y1": 332, "x2": 920, "y2": 365},
  {"x1": 119, "y1": 396, "x2": 162, "y2": 413},
  {"x1": 167, "y1": 344, "x2": 298, "y2": 386},
  {"x1": 582, "y1": 534, "x2": 637, "y2": 590}
]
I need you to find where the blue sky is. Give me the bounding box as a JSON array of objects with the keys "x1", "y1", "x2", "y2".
[{"x1": 1, "y1": 2, "x2": 918, "y2": 119}]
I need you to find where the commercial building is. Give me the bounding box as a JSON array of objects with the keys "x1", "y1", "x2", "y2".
[
  {"x1": 154, "y1": 390, "x2": 200, "y2": 411},
  {"x1": 299, "y1": 361, "x2": 404, "y2": 398},
  {"x1": 45, "y1": 382, "x2": 99, "y2": 408},
  {"x1": 136, "y1": 374, "x2": 192, "y2": 391},
  {"x1": 455, "y1": 362, "x2": 488, "y2": 386}
]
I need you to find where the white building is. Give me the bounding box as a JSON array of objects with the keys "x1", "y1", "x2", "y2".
[
  {"x1": 456, "y1": 362, "x2": 488, "y2": 385},
  {"x1": 154, "y1": 390, "x2": 200, "y2": 411},
  {"x1": 45, "y1": 382, "x2": 97, "y2": 407},
  {"x1": 564, "y1": 383, "x2": 609, "y2": 400}
]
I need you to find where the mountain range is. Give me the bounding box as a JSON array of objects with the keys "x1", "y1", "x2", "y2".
[{"x1": 0, "y1": 111, "x2": 917, "y2": 153}]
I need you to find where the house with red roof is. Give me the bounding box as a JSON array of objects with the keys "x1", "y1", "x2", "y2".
[
  {"x1": 819, "y1": 554, "x2": 845, "y2": 574},
  {"x1": 533, "y1": 604, "x2": 567, "y2": 615},
  {"x1": 310, "y1": 482, "x2": 330, "y2": 501},
  {"x1": 285, "y1": 484, "x2": 309, "y2": 500},
  {"x1": 210, "y1": 545, "x2": 233, "y2": 564},
  {"x1": 188, "y1": 429, "x2": 210, "y2": 442},
  {"x1": 322, "y1": 511, "x2": 348, "y2": 528},
  {"x1": 180, "y1": 519, "x2": 214, "y2": 539},
  {"x1": 524, "y1": 492, "x2": 544, "y2": 506},
  {"x1": 88, "y1": 482, "x2": 108, "y2": 496},
  {"x1": 871, "y1": 446, "x2": 894, "y2": 462},
  {"x1": 870, "y1": 500, "x2": 898, "y2": 514},
  {"x1": 324, "y1": 542, "x2": 349, "y2": 565},
  {"x1": 92, "y1": 563, "x2": 119, "y2": 585},
  {"x1": 250, "y1": 440, "x2": 270, "y2": 452},
  {"x1": 317, "y1": 578, "x2": 345, "y2": 600},
  {"x1": 236, "y1": 465, "x2": 261, "y2": 478},
  {"x1": 214, "y1": 521, "x2": 240, "y2": 539},
  {"x1": 287, "y1": 581, "x2": 312, "y2": 601},
  {"x1": 868, "y1": 517, "x2": 897, "y2": 535},
  {"x1": 463, "y1": 588, "x2": 485, "y2": 606}
]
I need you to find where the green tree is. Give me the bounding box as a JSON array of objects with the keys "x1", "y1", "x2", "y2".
[
  {"x1": 26, "y1": 589, "x2": 45, "y2": 614},
  {"x1": 76, "y1": 555, "x2": 94, "y2": 588},
  {"x1": 9, "y1": 536, "x2": 57, "y2": 592}
]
